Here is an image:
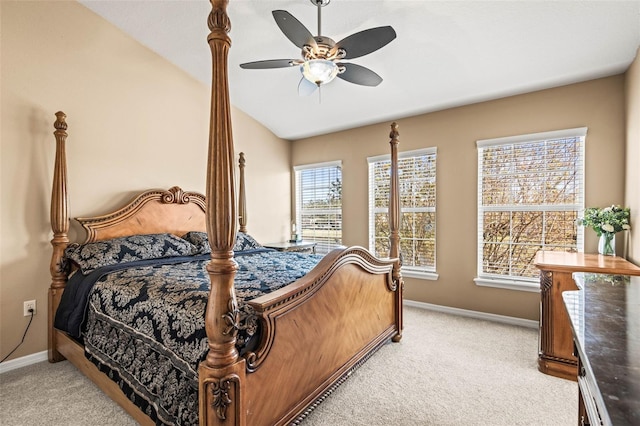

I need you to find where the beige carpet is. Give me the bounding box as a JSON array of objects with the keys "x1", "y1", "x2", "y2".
[{"x1": 0, "y1": 306, "x2": 576, "y2": 425}]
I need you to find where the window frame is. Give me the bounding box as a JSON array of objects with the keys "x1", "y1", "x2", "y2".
[
  {"x1": 294, "y1": 160, "x2": 343, "y2": 255},
  {"x1": 475, "y1": 128, "x2": 586, "y2": 292},
  {"x1": 368, "y1": 147, "x2": 438, "y2": 280}
]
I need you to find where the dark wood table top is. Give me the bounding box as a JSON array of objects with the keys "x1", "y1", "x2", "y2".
[{"x1": 563, "y1": 273, "x2": 640, "y2": 425}]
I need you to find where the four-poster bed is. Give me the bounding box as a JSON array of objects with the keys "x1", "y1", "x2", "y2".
[{"x1": 47, "y1": 1, "x2": 404, "y2": 425}]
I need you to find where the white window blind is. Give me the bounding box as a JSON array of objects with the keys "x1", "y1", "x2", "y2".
[
  {"x1": 477, "y1": 128, "x2": 586, "y2": 284},
  {"x1": 294, "y1": 161, "x2": 342, "y2": 255},
  {"x1": 368, "y1": 148, "x2": 437, "y2": 274}
]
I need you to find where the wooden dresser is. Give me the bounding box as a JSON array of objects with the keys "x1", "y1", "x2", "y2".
[
  {"x1": 534, "y1": 251, "x2": 640, "y2": 380},
  {"x1": 563, "y1": 273, "x2": 640, "y2": 425}
]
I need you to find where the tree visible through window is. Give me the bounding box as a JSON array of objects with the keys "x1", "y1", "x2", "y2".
[
  {"x1": 294, "y1": 162, "x2": 342, "y2": 255},
  {"x1": 477, "y1": 128, "x2": 586, "y2": 283},
  {"x1": 368, "y1": 148, "x2": 437, "y2": 274}
]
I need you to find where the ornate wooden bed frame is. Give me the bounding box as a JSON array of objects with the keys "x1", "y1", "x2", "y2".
[{"x1": 47, "y1": 1, "x2": 403, "y2": 425}]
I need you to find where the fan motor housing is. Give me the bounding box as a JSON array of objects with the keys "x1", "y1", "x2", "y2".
[{"x1": 304, "y1": 36, "x2": 344, "y2": 61}]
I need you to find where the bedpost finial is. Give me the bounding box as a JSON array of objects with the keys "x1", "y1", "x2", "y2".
[
  {"x1": 54, "y1": 111, "x2": 67, "y2": 131},
  {"x1": 239, "y1": 152, "x2": 245, "y2": 166},
  {"x1": 208, "y1": 0, "x2": 231, "y2": 33},
  {"x1": 390, "y1": 122, "x2": 399, "y2": 141}
]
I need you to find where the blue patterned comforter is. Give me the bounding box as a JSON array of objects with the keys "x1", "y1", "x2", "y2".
[{"x1": 55, "y1": 249, "x2": 322, "y2": 425}]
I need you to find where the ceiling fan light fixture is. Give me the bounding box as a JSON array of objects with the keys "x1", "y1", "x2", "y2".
[
  {"x1": 240, "y1": 4, "x2": 396, "y2": 94},
  {"x1": 301, "y1": 59, "x2": 338, "y2": 86}
]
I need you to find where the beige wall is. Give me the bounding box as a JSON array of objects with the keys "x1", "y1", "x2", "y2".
[
  {"x1": 625, "y1": 48, "x2": 640, "y2": 263},
  {"x1": 293, "y1": 76, "x2": 628, "y2": 321},
  {"x1": 0, "y1": 1, "x2": 290, "y2": 361}
]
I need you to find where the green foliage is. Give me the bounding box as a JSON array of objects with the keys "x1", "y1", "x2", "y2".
[
  {"x1": 302, "y1": 177, "x2": 342, "y2": 209},
  {"x1": 327, "y1": 178, "x2": 342, "y2": 204},
  {"x1": 579, "y1": 205, "x2": 631, "y2": 237}
]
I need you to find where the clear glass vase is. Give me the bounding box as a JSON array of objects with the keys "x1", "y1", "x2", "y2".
[{"x1": 598, "y1": 233, "x2": 616, "y2": 256}]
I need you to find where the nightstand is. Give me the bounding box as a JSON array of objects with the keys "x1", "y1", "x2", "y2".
[{"x1": 263, "y1": 241, "x2": 317, "y2": 254}]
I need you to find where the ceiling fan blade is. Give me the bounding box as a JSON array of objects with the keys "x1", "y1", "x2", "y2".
[
  {"x1": 272, "y1": 10, "x2": 317, "y2": 49},
  {"x1": 240, "y1": 59, "x2": 297, "y2": 69},
  {"x1": 335, "y1": 26, "x2": 397, "y2": 60},
  {"x1": 336, "y1": 63, "x2": 383, "y2": 87},
  {"x1": 298, "y1": 77, "x2": 318, "y2": 96}
]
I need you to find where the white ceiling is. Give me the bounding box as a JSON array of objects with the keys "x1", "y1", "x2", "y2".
[{"x1": 80, "y1": 1, "x2": 640, "y2": 141}]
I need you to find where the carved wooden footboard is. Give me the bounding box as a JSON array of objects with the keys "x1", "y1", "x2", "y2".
[{"x1": 243, "y1": 247, "x2": 399, "y2": 425}]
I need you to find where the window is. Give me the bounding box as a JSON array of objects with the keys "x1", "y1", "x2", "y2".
[
  {"x1": 476, "y1": 128, "x2": 586, "y2": 291},
  {"x1": 294, "y1": 161, "x2": 342, "y2": 255},
  {"x1": 368, "y1": 148, "x2": 437, "y2": 279}
]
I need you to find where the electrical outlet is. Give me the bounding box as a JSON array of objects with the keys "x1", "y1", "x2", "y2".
[{"x1": 23, "y1": 300, "x2": 36, "y2": 316}]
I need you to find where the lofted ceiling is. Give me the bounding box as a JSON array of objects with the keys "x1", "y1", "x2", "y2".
[{"x1": 79, "y1": 1, "x2": 640, "y2": 141}]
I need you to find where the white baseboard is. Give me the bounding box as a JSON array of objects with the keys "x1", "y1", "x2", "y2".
[
  {"x1": 0, "y1": 350, "x2": 48, "y2": 374},
  {"x1": 404, "y1": 299, "x2": 538, "y2": 329}
]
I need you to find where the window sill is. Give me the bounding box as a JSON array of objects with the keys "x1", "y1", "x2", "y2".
[
  {"x1": 402, "y1": 270, "x2": 439, "y2": 280},
  {"x1": 473, "y1": 277, "x2": 539, "y2": 293}
]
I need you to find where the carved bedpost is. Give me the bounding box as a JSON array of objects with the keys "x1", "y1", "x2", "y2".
[
  {"x1": 238, "y1": 153, "x2": 247, "y2": 234},
  {"x1": 388, "y1": 122, "x2": 404, "y2": 342},
  {"x1": 48, "y1": 111, "x2": 70, "y2": 362},
  {"x1": 199, "y1": 1, "x2": 246, "y2": 425}
]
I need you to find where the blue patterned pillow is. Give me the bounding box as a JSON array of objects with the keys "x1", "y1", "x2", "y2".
[
  {"x1": 181, "y1": 231, "x2": 210, "y2": 254},
  {"x1": 181, "y1": 231, "x2": 262, "y2": 254},
  {"x1": 235, "y1": 232, "x2": 262, "y2": 251},
  {"x1": 65, "y1": 233, "x2": 197, "y2": 274}
]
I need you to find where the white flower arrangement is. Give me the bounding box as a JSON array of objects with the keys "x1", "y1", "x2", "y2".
[{"x1": 579, "y1": 205, "x2": 631, "y2": 237}]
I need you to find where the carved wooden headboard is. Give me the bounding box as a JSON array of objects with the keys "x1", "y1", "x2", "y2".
[{"x1": 75, "y1": 186, "x2": 206, "y2": 243}]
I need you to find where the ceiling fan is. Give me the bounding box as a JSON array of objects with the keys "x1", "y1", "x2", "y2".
[{"x1": 239, "y1": 0, "x2": 396, "y2": 96}]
